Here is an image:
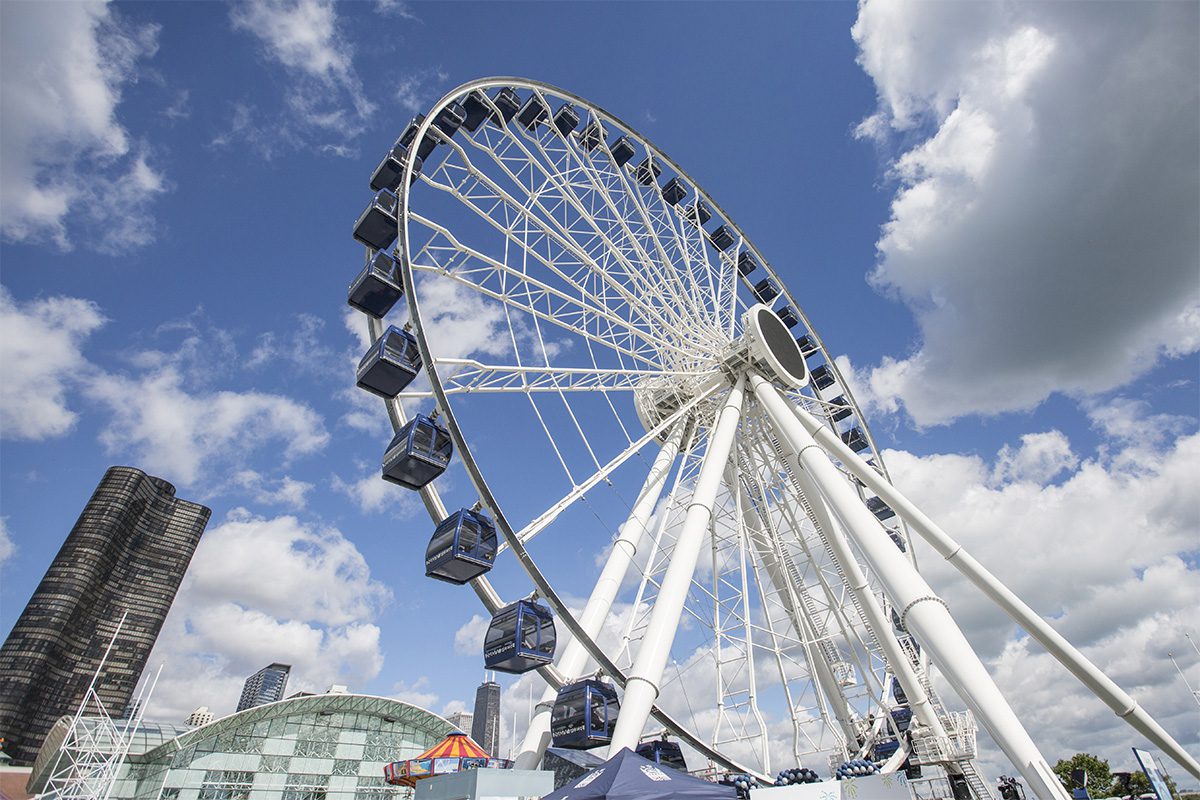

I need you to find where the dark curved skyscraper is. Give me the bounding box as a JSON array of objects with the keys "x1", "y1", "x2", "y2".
[{"x1": 0, "y1": 466, "x2": 210, "y2": 765}]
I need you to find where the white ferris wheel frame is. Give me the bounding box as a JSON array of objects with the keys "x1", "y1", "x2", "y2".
[{"x1": 355, "y1": 76, "x2": 1199, "y2": 796}]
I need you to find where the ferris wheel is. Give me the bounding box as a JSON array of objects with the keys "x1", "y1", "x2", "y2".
[{"x1": 346, "y1": 78, "x2": 1199, "y2": 799}]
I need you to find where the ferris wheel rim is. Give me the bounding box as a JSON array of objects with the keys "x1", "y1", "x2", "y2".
[{"x1": 385, "y1": 76, "x2": 900, "y2": 778}]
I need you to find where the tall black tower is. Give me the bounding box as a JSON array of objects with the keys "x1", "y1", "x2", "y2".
[
  {"x1": 0, "y1": 466, "x2": 210, "y2": 764},
  {"x1": 470, "y1": 677, "x2": 501, "y2": 757}
]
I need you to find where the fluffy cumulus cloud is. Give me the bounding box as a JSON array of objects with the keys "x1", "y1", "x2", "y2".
[
  {"x1": 0, "y1": 517, "x2": 15, "y2": 569},
  {"x1": 147, "y1": 510, "x2": 391, "y2": 721},
  {"x1": 88, "y1": 366, "x2": 329, "y2": 486},
  {"x1": 0, "y1": 286, "x2": 106, "y2": 440},
  {"x1": 852, "y1": 2, "x2": 1200, "y2": 425},
  {"x1": 222, "y1": 0, "x2": 374, "y2": 156},
  {"x1": 880, "y1": 404, "x2": 1199, "y2": 773},
  {"x1": 0, "y1": 1, "x2": 168, "y2": 252}
]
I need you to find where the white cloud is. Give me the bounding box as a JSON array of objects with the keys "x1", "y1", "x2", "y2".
[
  {"x1": 391, "y1": 677, "x2": 439, "y2": 710},
  {"x1": 88, "y1": 365, "x2": 329, "y2": 486},
  {"x1": 331, "y1": 466, "x2": 418, "y2": 516},
  {"x1": 374, "y1": 0, "x2": 420, "y2": 21},
  {"x1": 852, "y1": 2, "x2": 1200, "y2": 425},
  {"x1": 0, "y1": 286, "x2": 106, "y2": 440},
  {"x1": 246, "y1": 313, "x2": 340, "y2": 378},
  {"x1": 0, "y1": 517, "x2": 15, "y2": 568},
  {"x1": 453, "y1": 614, "x2": 489, "y2": 657},
  {"x1": 225, "y1": 0, "x2": 374, "y2": 154},
  {"x1": 229, "y1": 470, "x2": 314, "y2": 509},
  {"x1": 879, "y1": 424, "x2": 1199, "y2": 773},
  {"x1": 989, "y1": 430, "x2": 1076, "y2": 486},
  {"x1": 146, "y1": 510, "x2": 390, "y2": 720},
  {"x1": 0, "y1": 1, "x2": 167, "y2": 252},
  {"x1": 394, "y1": 68, "x2": 449, "y2": 115}
]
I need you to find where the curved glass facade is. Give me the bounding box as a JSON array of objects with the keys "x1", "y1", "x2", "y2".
[{"x1": 31, "y1": 693, "x2": 454, "y2": 800}]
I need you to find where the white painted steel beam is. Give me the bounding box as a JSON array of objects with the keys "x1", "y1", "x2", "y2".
[
  {"x1": 787, "y1": 402, "x2": 1200, "y2": 782},
  {"x1": 609, "y1": 375, "x2": 747, "y2": 752},
  {"x1": 514, "y1": 420, "x2": 688, "y2": 768},
  {"x1": 750, "y1": 373, "x2": 1069, "y2": 800}
]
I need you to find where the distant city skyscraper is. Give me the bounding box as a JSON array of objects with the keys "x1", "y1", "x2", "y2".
[
  {"x1": 237, "y1": 663, "x2": 292, "y2": 711},
  {"x1": 470, "y1": 678, "x2": 500, "y2": 756},
  {"x1": 446, "y1": 710, "x2": 474, "y2": 734},
  {"x1": 185, "y1": 707, "x2": 214, "y2": 727},
  {"x1": 0, "y1": 466, "x2": 211, "y2": 765}
]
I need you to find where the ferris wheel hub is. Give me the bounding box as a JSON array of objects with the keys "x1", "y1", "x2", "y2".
[{"x1": 740, "y1": 304, "x2": 810, "y2": 390}]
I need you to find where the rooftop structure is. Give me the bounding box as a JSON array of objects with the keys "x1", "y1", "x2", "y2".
[{"x1": 26, "y1": 692, "x2": 453, "y2": 799}]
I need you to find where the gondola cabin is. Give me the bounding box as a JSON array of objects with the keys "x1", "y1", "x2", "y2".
[
  {"x1": 433, "y1": 101, "x2": 466, "y2": 137},
  {"x1": 753, "y1": 277, "x2": 780, "y2": 303},
  {"x1": 461, "y1": 90, "x2": 491, "y2": 132},
  {"x1": 709, "y1": 225, "x2": 736, "y2": 251},
  {"x1": 841, "y1": 427, "x2": 869, "y2": 453},
  {"x1": 553, "y1": 103, "x2": 580, "y2": 136},
  {"x1": 347, "y1": 251, "x2": 404, "y2": 319},
  {"x1": 550, "y1": 679, "x2": 619, "y2": 749},
  {"x1": 776, "y1": 306, "x2": 800, "y2": 328},
  {"x1": 579, "y1": 119, "x2": 606, "y2": 152},
  {"x1": 635, "y1": 737, "x2": 688, "y2": 772},
  {"x1": 370, "y1": 141, "x2": 422, "y2": 193},
  {"x1": 489, "y1": 87, "x2": 521, "y2": 125},
  {"x1": 662, "y1": 177, "x2": 688, "y2": 205},
  {"x1": 425, "y1": 508, "x2": 497, "y2": 585},
  {"x1": 381, "y1": 414, "x2": 452, "y2": 490},
  {"x1": 610, "y1": 136, "x2": 636, "y2": 166},
  {"x1": 737, "y1": 251, "x2": 757, "y2": 276},
  {"x1": 353, "y1": 189, "x2": 399, "y2": 251},
  {"x1": 810, "y1": 364, "x2": 836, "y2": 390},
  {"x1": 891, "y1": 676, "x2": 908, "y2": 706},
  {"x1": 890, "y1": 707, "x2": 913, "y2": 733},
  {"x1": 483, "y1": 600, "x2": 556, "y2": 674},
  {"x1": 356, "y1": 327, "x2": 421, "y2": 399},
  {"x1": 517, "y1": 95, "x2": 548, "y2": 130},
  {"x1": 873, "y1": 738, "x2": 900, "y2": 762},
  {"x1": 634, "y1": 156, "x2": 662, "y2": 186}
]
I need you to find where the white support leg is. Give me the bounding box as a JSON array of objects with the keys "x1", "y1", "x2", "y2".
[
  {"x1": 750, "y1": 373, "x2": 1069, "y2": 800},
  {"x1": 787, "y1": 403, "x2": 1200, "y2": 783},
  {"x1": 609, "y1": 375, "x2": 747, "y2": 752},
  {"x1": 782, "y1": 443, "x2": 950, "y2": 741},
  {"x1": 514, "y1": 419, "x2": 688, "y2": 768}
]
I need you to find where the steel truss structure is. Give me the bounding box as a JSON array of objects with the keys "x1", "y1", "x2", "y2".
[
  {"x1": 38, "y1": 614, "x2": 160, "y2": 800},
  {"x1": 349, "y1": 77, "x2": 1199, "y2": 800}
]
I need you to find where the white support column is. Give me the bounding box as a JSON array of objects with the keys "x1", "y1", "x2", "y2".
[
  {"x1": 750, "y1": 373, "x2": 1069, "y2": 800},
  {"x1": 782, "y1": 445, "x2": 949, "y2": 740},
  {"x1": 609, "y1": 375, "x2": 747, "y2": 752},
  {"x1": 514, "y1": 419, "x2": 688, "y2": 768},
  {"x1": 787, "y1": 402, "x2": 1200, "y2": 782}
]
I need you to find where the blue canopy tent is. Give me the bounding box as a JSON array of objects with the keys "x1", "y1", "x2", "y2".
[{"x1": 540, "y1": 747, "x2": 735, "y2": 800}]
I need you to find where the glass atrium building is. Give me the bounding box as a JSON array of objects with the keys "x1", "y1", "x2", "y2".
[{"x1": 28, "y1": 693, "x2": 454, "y2": 799}]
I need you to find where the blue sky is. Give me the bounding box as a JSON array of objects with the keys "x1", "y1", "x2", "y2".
[{"x1": 1, "y1": 0, "x2": 1197, "y2": 782}]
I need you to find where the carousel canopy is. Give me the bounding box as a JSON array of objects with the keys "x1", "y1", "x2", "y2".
[{"x1": 384, "y1": 731, "x2": 511, "y2": 787}]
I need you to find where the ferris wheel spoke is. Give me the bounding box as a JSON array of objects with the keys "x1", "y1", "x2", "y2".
[
  {"x1": 432, "y1": 358, "x2": 715, "y2": 394},
  {"x1": 408, "y1": 181, "x2": 695, "y2": 363},
  {"x1": 407, "y1": 259, "x2": 671, "y2": 370},
  {"x1": 478, "y1": 100, "x2": 707, "y2": 327},
  {"x1": 445, "y1": 125, "x2": 708, "y2": 342},
  {"x1": 744, "y1": 421, "x2": 889, "y2": 699},
  {"x1": 504, "y1": 95, "x2": 717, "y2": 337},
  {"x1": 499, "y1": 379, "x2": 721, "y2": 555}
]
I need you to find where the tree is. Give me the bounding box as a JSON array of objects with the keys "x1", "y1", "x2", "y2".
[{"x1": 1054, "y1": 753, "x2": 1116, "y2": 797}]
